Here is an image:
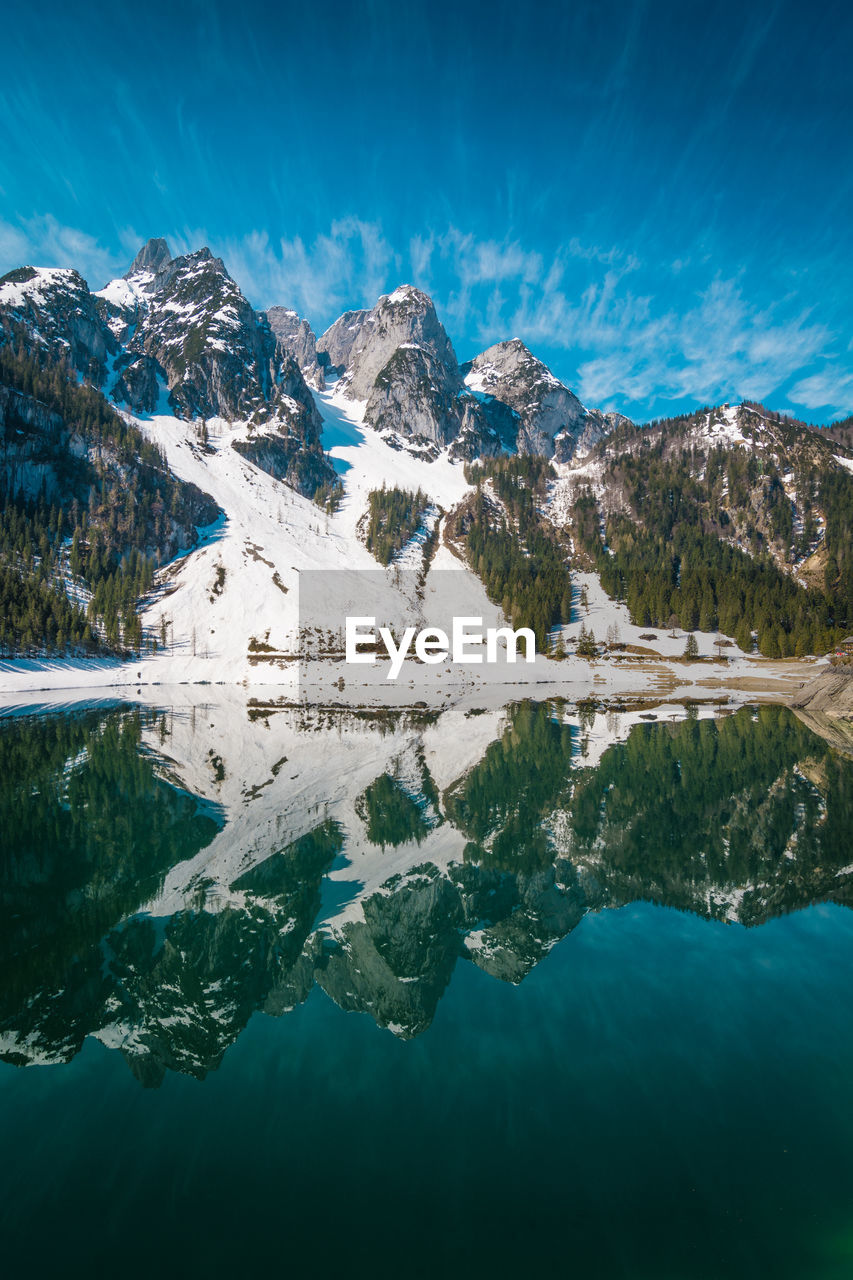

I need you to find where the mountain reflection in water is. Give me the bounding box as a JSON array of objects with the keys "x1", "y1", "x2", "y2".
[{"x1": 1, "y1": 698, "x2": 851, "y2": 1085}]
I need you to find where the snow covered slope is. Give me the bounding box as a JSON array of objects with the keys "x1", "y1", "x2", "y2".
[{"x1": 131, "y1": 381, "x2": 482, "y2": 685}]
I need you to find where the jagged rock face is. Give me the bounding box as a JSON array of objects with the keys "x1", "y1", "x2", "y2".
[
  {"x1": 111, "y1": 245, "x2": 276, "y2": 420},
  {"x1": 327, "y1": 286, "x2": 458, "y2": 403},
  {"x1": 0, "y1": 382, "x2": 75, "y2": 501},
  {"x1": 0, "y1": 265, "x2": 115, "y2": 382},
  {"x1": 320, "y1": 291, "x2": 624, "y2": 461},
  {"x1": 110, "y1": 352, "x2": 165, "y2": 415},
  {"x1": 230, "y1": 354, "x2": 337, "y2": 497},
  {"x1": 0, "y1": 239, "x2": 337, "y2": 503},
  {"x1": 0, "y1": 376, "x2": 219, "y2": 548},
  {"x1": 127, "y1": 236, "x2": 172, "y2": 275},
  {"x1": 0, "y1": 240, "x2": 326, "y2": 441},
  {"x1": 450, "y1": 393, "x2": 519, "y2": 461},
  {"x1": 266, "y1": 307, "x2": 325, "y2": 390},
  {"x1": 322, "y1": 285, "x2": 497, "y2": 453},
  {"x1": 365, "y1": 344, "x2": 467, "y2": 448},
  {"x1": 554, "y1": 408, "x2": 631, "y2": 462},
  {"x1": 93, "y1": 240, "x2": 323, "y2": 443},
  {"x1": 268, "y1": 353, "x2": 324, "y2": 440},
  {"x1": 317, "y1": 308, "x2": 374, "y2": 375},
  {"x1": 463, "y1": 338, "x2": 595, "y2": 458}
]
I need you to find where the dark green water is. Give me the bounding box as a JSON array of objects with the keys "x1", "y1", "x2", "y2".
[{"x1": 1, "y1": 699, "x2": 852, "y2": 1278}]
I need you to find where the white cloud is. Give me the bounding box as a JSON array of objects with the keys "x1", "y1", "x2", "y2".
[
  {"x1": 207, "y1": 219, "x2": 399, "y2": 326},
  {"x1": 409, "y1": 232, "x2": 435, "y2": 289},
  {"x1": 1, "y1": 212, "x2": 847, "y2": 417},
  {"x1": 788, "y1": 367, "x2": 853, "y2": 412},
  {"x1": 0, "y1": 214, "x2": 126, "y2": 288},
  {"x1": 574, "y1": 279, "x2": 829, "y2": 409}
]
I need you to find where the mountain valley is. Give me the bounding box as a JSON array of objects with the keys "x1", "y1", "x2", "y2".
[{"x1": 1, "y1": 237, "x2": 852, "y2": 695}]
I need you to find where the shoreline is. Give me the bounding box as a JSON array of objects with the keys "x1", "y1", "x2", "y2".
[{"x1": 0, "y1": 653, "x2": 826, "y2": 715}]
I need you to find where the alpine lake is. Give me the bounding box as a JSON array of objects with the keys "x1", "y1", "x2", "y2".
[{"x1": 1, "y1": 693, "x2": 852, "y2": 1279}]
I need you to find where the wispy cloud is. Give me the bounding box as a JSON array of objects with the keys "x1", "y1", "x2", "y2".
[
  {"x1": 574, "y1": 278, "x2": 831, "y2": 411},
  {"x1": 1, "y1": 212, "x2": 847, "y2": 418},
  {"x1": 209, "y1": 219, "x2": 399, "y2": 325},
  {"x1": 0, "y1": 214, "x2": 127, "y2": 287},
  {"x1": 788, "y1": 367, "x2": 853, "y2": 414}
]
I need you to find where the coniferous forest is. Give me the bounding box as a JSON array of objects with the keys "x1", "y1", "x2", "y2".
[
  {"x1": 0, "y1": 345, "x2": 218, "y2": 656},
  {"x1": 462, "y1": 456, "x2": 572, "y2": 648},
  {"x1": 364, "y1": 485, "x2": 429, "y2": 564},
  {"x1": 568, "y1": 412, "x2": 853, "y2": 657}
]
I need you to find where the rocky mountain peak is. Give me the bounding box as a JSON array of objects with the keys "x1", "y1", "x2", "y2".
[
  {"x1": 266, "y1": 305, "x2": 325, "y2": 390},
  {"x1": 0, "y1": 265, "x2": 114, "y2": 381},
  {"x1": 462, "y1": 340, "x2": 593, "y2": 458},
  {"x1": 317, "y1": 308, "x2": 373, "y2": 375},
  {"x1": 93, "y1": 239, "x2": 328, "y2": 439},
  {"x1": 380, "y1": 284, "x2": 434, "y2": 312},
  {"x1": 324, "y1": 284, "x2": 458, "y2": 404},
  {"x1": 126, "y1": 237, "x2": 173, "y2": 277},
  {"x1": 466, "y1": 338, "x2": 560, "y2": 388}
]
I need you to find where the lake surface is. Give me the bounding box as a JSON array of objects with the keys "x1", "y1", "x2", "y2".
[{"x1": 1, "y1": 697, "x2": 852, "y2": 1278}]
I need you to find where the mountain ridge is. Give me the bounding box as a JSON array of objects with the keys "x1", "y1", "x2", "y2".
[{"x1": 1, "y1": 237, "x2": 852, "y2": 679}]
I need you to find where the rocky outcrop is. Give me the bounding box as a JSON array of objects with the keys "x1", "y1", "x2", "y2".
[
  {"x1": 231, "y1": 354, "x2": 336, "y2": 497},
  {"x1": 110, "y1": 352, "x2": 165, "y2": 415},
  {"x1": 340, "y1": 286, "x2": 458, "y2": 403},
  {"x1": 0, "y1": 265, "x2": 116, "y2": 382},
  {"x1": 317, "y1": 308, "x2": 373, "y2": 376},
  {"x1": 266, "y1": 306, "x2": 325, "y2": 390},
  {"x1": 320, "y1": 285, "x2": 502, "y2": 455},
  {"x1": 111, "y1": 245, "x2": 277, "y2": 420},
  {"x1": 789, "y1": 666, "x2": 853, "y2": 753},
  {"x1": 0, "y1": 239, "x2": 339, "y2": 503},
  {"x1": 0, "y1": 382, "x2": 73, "y2": 501},
  {"x1": 2, "y1": 242, "x2": 625, "y2": 474},
  {"x1": 127, "y1": 236, "x2": 172, "y2": 275},
  {"x1": 790, "y1": 665, "x2": 853, "y2": 717},
  {"x1": 94, "y1": 240, "x2": 327, "y2": 438},
  {"x1": 319, "y1": 290, "x2": 623, "y2": 460},
  {"x1": 365, "y1": 344, "x2": 466, "y2": 449},
  {"x1": 554, "y1": 408, "x2": 631, "y2": 462},
  {"x1": 463, "y1": 338, "x2": 622, "y2": 460}
]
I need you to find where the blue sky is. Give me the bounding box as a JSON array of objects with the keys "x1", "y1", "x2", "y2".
[{"x1": 1, "y1": 0, "x2": 852, "y2": 421}]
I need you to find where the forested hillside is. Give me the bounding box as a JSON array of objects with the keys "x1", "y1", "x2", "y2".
[
  {"x1": 559, "y1": 403, "x2": 853, "y2": 656},
  {"x1": 0, "y1": 346, "x2": 219, "y2": 656},
  {"x1": 363, "y1": 485, "x2": 429, "y2": 564},
  {"x1": 460, "y1": 456, "x2": 572, "y2": 648}
]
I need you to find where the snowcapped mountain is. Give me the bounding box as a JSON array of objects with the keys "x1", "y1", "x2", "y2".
[
  {"x1": 549, "y1": 399, "x2": 853, "y2": 581},
  {"x1": 318, "y1": 284, "x2": 491, "y2": 457},
  {"x1": 0, "y1": 241, "x2": 623, "y2": 470},
  {"x1": 1, "y1": 235, "x2": 851, "y2": 688},
  {"x1": 463, "y1": 337, "x2": 629, "y2": 460},
  {"x1": 1, "y1": 238, "x2": 325, "y2": 438},
  {"x1": 96, "y1": 238, "x2": 320, "y2": 428},
  {"x1": 2, "y1": 697, "x2": 848, "y2": 1078},
  {"x1": 322, "y1": 284, "x2": 457, "y2": 402},
  {"x1": 0, "y1": 264, "x2": 116, "y2": 381},
  {"x1": 318, "y1": 289, "x2": 624, "y2": 461},
  {"x1": 266, "y1": 306, "x2": 325, "y2": 390}
]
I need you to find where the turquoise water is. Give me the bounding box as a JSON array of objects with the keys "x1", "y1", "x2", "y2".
[{"x1": 1, "y1": 701, "x2": 852, "y2": 1277}]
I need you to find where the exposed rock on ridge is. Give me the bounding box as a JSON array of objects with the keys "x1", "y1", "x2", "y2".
[{"x1": 266, "y1": 306, "x2": 325, "y2": 390}]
